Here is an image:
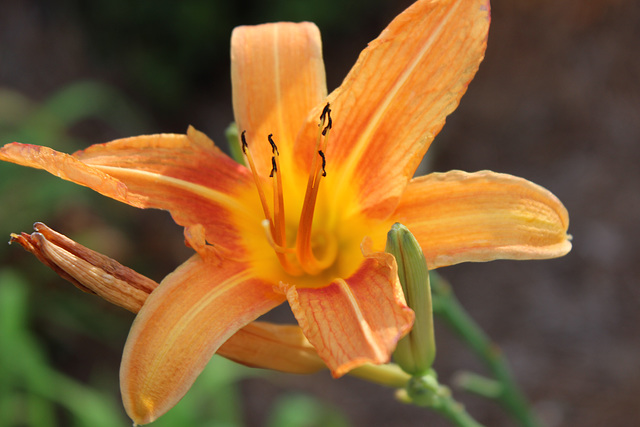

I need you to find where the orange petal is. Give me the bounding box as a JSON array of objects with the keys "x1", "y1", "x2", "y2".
[
  {"x1": 295, "y1": 0, "x2": 490, "y2": 219},
  {"x1": 1, "y1": 127, "x2": 257, "y2": 255},
  {"x1": 120, "y1": 255, "x2": 285, "y2": 424},
  {"x1": 282, "y1": 250, "x2": 414, "y2": 377},
  {"x1": 12, "y1": 223, "x2": 322, "y2": 375},
  {"x1": 0, "y1": 142, "x2": 130, "y2": 200},
  {"x1": 218, "y1": 321, "x2": 325, "y2": 374},
  {"x1": 392, "y1": 170, "x2": 572, "y2": 269},
  {"x1": 232, "y1": 22, "x2": 327, "y2": 176}
]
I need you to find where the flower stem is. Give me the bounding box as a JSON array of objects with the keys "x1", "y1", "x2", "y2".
[
  {"x1": 430, "y1": 272, "x2": 541, "y2": 427},
  {"x1": 430, "y1": 392, "x2": 486, "y2": 427},
  {"x1": 399, "y1": 375, "x2": 486, "y2": 427},
  {"x1": 348, "y1": 365, "x2": 484, "y2": 427}
]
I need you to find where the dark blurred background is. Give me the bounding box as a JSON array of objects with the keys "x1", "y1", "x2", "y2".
[{"x1": 1, "y1": 0, "x2": 638, "y2": 426}]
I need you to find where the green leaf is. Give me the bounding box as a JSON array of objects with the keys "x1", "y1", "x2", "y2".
[{"x1": 266, "y1": 394, "x2": 351, "y2": 427}]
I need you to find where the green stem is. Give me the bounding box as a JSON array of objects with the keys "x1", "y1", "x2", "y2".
[
  {"x1": 431, "y1": 393, "x2": 486, "y2": 427},
  {"x1": 402, "y1": 376, "x2": 486, "y2": 427},
  {"x1": 348, "y1": 366, "x2": 484, "y2": 427},
  {"x1": 430, "y1": 272, "x2": 541, "y2": 427},
  {"x1": 454, "y1": 372, "x2": 503, "y2": 400}
]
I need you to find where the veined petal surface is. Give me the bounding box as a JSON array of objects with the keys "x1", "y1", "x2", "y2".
[
  {"x1": 232, "y1": 22, "x2": 327, "y2": 176},
  {"x1": 296, "y1": 0, "x2": 490, "y2": 219},
  {"x1": 218, "y1": 321, "x2": 325, "y2": 374},
  {"x1": 392, "y1": 171, "x2": 572, "y2": 269},
  {"x1": 1, "y1": 127, "x2": 258, "y2": 255},
  {"x1": 120, "y1": 255, "x2": 285, "y2": 424},
  {"x1": 282, "y1": 250, "x2": 414, "y2": 377},
  {"x1": 0, "y1": 142, "x2": 130, "y2": 201}
]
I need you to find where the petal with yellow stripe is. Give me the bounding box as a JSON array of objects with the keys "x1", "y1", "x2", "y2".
[
  {"x1": 295, "y1": 0, "x2": 491, "y2": 219},
  {"x1": 120, "y1": 255, "x2": 285, "y2": 425},
  {"x1": 392, "y1": 170, "x2": 572, "y2": 269},
  {"x1": 232, "y1": 22, "x2": 327, "y2": 176},
  {"x1": 282, "y1": 250, "x2": 414, "y2": 377},
  {"x1": 0, "y1": 127, "x2": 258, "y2": 255}
]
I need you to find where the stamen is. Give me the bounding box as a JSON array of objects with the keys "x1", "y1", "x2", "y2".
[
  {"x1": 320, "y1": 103, "x2": 331, "y2": 122},
  {"x1": 262, "y1": 217, "x2": 302, "y2": 276},
  {"x1": 320, "y1": 103, "x2": 332, "y2": 136},
  {"x1": 269, "y1": 157, "x2": 277, "y2": 177},
  {"x1": 261, "y1": 220, "x2": 292, "y2": 254},
  {"x1": 241, "y1": 131, "x2": 273, "y2": 232},
  {"x1": 322, "y1": 117, "x2": 332, "y2": 135},
  {"x1": 295, "y1": 103, "x2": 335, "y2": 274},
  {"x1": 318, "y1": 150, "x2": 327, "y2": 177},
  {"x1": 268, "y1": 133, "x2": 279, "y2": 155},
  {"x1": 266, "y1": 134, "x2": 298, "y2": 275}
]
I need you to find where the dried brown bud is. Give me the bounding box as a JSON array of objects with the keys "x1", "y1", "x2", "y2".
[{"x1": 10, "y1": 222, "x2": 157, "y2": 313}]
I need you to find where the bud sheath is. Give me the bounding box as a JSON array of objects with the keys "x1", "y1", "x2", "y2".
[
  {"x1": 10, "y1": 222, "x2": 157, "y2": 313},
  {"x1": 386, "y1": 223, "x2": 436, "y2": 376}
]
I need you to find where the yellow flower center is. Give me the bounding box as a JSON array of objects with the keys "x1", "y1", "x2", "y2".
[{"x1": 239, "y1": 104, "x2": 385, "y2": 287}]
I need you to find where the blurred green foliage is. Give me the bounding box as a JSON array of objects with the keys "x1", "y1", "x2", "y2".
[
  {"x1": 1, "y1": 267, "x2": 348, "y2": 426},
  {"x1": 62, "y1": 0, "x2": 394, "y2": 109},
  {"x1": 266, "y1": 394, "x2": 351, "y2": 427},
  {"x1": 0, "y1": 82, "x2": 150, "y2": 253},
  {"x1": 0, "y1": 269, "x2": 125, "y2": 426}
]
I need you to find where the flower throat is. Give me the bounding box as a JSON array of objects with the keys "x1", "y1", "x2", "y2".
[{"x1": 242, "y1": 103, "x2": 336, "y2": 277}]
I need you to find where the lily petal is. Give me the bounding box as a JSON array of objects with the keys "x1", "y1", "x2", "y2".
[
  {"x1": 120, "y1": 255, "x2": 285, "y2": 424},
  {"x1": 0, "y1": 142, "x2": 130, "y2": 201},
  {"x1": 232, "y1": 22, "x2": 327, "y2": 176},
  {"x1": 282, "y1": 249, "x2": 414, "y2": 377},
  {"x1": 14, "y1": 224, "x2": 323, "y2": 376},
  {"x1": 0, "y1": 127, "x2": 257, "y2": 255},
  {"x1": 218, "y1": 321, "x2": 325, "y2": 375},
  {"x1": 296, "y1": 0, "x2": 490, "y2": 219},
  {"x1": 392, "y1": 170, "x2": 572, "y2": 269}
]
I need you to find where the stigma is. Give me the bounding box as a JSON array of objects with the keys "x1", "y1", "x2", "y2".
[{"x1": 242, "y1": 103, "x2": 335, "y2": 277}]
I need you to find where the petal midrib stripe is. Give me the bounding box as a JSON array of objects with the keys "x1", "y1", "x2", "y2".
[
  {"x1": 93, "y1": 165, "x2": 251, "y2": 217},
  {"x1": 141, "y1": 268, "x2": 255, "y2": 396},
  {"x1": 337, "y1": 0, "x2": 462, "y2": 208},
  {"x1": 334, "y1": 278, "x2": 386, "y2": 361}
]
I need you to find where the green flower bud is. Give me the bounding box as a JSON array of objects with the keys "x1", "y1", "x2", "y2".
[
  {"x1": 387, "y1": 223, "x2": 436, "y2": 376},
  {"x1": 225, "y1": 122, "x2": 245, "y2": 165}
]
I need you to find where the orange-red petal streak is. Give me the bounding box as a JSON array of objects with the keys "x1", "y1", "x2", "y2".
[
  {"x1": 1, "y1": 127, "x2": 256, "y2": 255},
  {"x1": 295, "y1": 0, "x2": 490, "y2": 219},
  {"x1": 120, "y1": 255, "x2": 284, "y2": 425},
  {"x1": 282, "y1": 251, "x2": 414, "y2": 377},
  {"x1": 392, "y1": 170, "x2": 572, "y2": 269}
]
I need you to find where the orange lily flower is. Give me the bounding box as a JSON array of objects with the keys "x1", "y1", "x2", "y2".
[
  {"x1": 10, "y1": 223, "x2": 326, "y2": 375},
  {"x1": 0, "y1": 0, "x2": 571, "y2": 424}
]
